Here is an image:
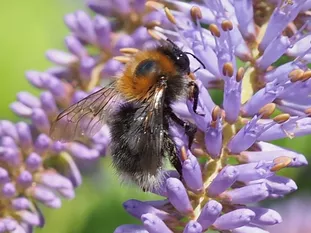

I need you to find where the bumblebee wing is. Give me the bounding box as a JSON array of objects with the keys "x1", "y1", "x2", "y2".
[
  {"x1": 50, "y1": 82, "x2": 122, "y2": 142},
  {"x1": 138, "y1": 85, "x2": 166, "y2": 159}
]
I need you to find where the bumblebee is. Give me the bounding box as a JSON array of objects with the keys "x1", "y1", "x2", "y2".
[{"x1": 50, "y1": 40, "x2": 201, "y2": 190}]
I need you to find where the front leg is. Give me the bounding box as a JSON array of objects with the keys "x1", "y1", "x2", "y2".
[
  {"x1": 170, "y1": 112, "x2": 197, "y2": 149},
  {"x1": 188, "y1": 81, "x2": 201, "y2": 115}
]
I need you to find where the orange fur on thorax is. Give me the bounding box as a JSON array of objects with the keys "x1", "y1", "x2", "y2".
[{"x1": 116, "y1": 50, "x2": 176, "y2": 101}]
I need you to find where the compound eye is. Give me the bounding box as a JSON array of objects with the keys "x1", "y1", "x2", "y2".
[
  {"x1": 176, "y1": 53, "x2": 190, "y2": 74},
  {"x1": 135, "y1": 59, "x2": 157, "y2": 78}
]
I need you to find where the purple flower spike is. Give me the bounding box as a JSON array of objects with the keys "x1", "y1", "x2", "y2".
[
  {"x1": 123, "y1": 199, "x2": 171, "y2": 220},
  {"x1": 182, "y1": 152, "x2": 203, "y2": 192},
  {"x1": 141, "y1": 213, "x2": 172, "y2": 233},
  {"x1": 197, "y1": 200, "x2": 222, "y2": 230},
  {"x1": 207, "y1": 166, "x2": 239, "y2": 197},
  {"x1": 183, "y1": 220, "x2": 202, "y2": 233},
  {"x1": 114, "y1": 224, "x2": 148, "y2": 233},
  {"x1": 213, "y1": 209, "x2": 255, "y2": 230},
  {"x1": 221, "y1": 183, "x2": 269, "y2": 204},
  {"x1": 166, "y1": 178, "x2": 193, "y2": 214}
]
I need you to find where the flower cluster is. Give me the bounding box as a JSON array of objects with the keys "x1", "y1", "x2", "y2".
[
  {"x1": 0, "y1": 0, "x2": 165, "y2": 232},
  {"x1": 1, "y1": 0, "x2": 311, "y2": 232},
  {"x1": 115, "y1": 0, "x2": 311, "y2": 232}
]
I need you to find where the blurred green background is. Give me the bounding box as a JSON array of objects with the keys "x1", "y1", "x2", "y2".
[{"x1": 0, "y1": 1, "x2": 310, "y2": 233}]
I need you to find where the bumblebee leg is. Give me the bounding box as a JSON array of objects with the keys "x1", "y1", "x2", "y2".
[
  {"x1": 188, "y1": 81, "x2": 203, "y2": 115},
  {"x1": 170, "y1": 112, "x2": 197, "y2": 148}
]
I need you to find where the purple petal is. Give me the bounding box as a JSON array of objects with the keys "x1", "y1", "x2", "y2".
[
  {"x1": 141, "y1": 213, "x2": 172, "y2": 233},
  {"x1": 213, "y1": 209, "x2": 255, "y2": 230},
  {"x1": 114, "y1": 224, "x2": 147, "y2": 233},
  {"x1": 2, "y1": 182, "x2": 16, "y2": 198},
  {"x1": 17, "y1": 92, "x2": 41, "y2": 108},
  {"x1": 166, "y1": 178, "x2": 193, "y2": 214},
  {"x1": 183, "y1": 221, "x2": 202, "y2": 233},
  {"x1": 123, "y1": 199, "x2": 171, "y2": 220},
  {"x1": 248, "y1": 207, "x2": 282, "y2": 225},
  {"x1": 0, "y1": 168, "x2": 9, "y2": 184},
  {"x1": 235, "y1": 161, "x2": 274, "y2": 182},
  {"x1": 232, "y1": 225, "x2": 269, "y2": 233},
  {"x1": 17, "y1": 211, "x2": 41, "y2": 226},
  {"x1": 46, "y1": 49, "x2": 78, "y2": 66},
  {"x1": 65, "y1": 35, "x2": 87, "y2": 57},
  {"x1": 220, "y1": 183, "x2": 269, "y2": 204},
  {"x1": 11, "y1": 198, "x2": 32, "y2": 210},
  {"x1": 16, "y1": 122, "x2": 32, "y2": 150},
  {"x1": 17, "y1": 170, "x2": 33, "y2": 187},
  {"x1": 65, "y1": 142, "x2": 99, "y2": 160},
  {"x1": 207, "y1": 166, "x2": 239, "y2": 197},
  {"x1": 93, "y1": 15, "x2": 111, "y2": 49},
  {"x1": 182, "y1": 152, "x2": 203, "y2": 192},
  {"x1": 197, "y1": 200, "x2": 222, "y2": 230}
]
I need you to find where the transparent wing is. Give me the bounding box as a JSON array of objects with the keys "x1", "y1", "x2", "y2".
[
  {"x1": 136, "y1": 85, "x2": 165, "y2": 159},
  {"x1": 50, "y1": 82, "x2": 122, "y2": 142}
]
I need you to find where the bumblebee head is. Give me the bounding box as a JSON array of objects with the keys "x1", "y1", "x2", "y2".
[{"x1": 158, "y1": 40, "x2": 190, "y2": 75}]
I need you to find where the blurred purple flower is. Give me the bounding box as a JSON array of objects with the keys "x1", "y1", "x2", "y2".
[
  {"x1": 267, "y1": 196, "x2": 311, "y2": 233},
  {"x1": 115, "y1": 0, "x2": 310, "y2": 232},
  {"x1": 0, "y1": 0, "x2": 163, "y2": 232}
]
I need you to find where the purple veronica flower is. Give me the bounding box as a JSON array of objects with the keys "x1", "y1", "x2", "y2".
[
  {"x1": 267, "y1": 196, "x2": 311, "y2": 233},
  {"x1": 1, "y1": 0, "x2": 161, "y2": 231},
  {"x1": 116, "y1": 0, "x2": 310, "y2": 232}
]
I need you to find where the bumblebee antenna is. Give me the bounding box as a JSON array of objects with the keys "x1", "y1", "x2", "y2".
[{"x1": 184, "y1": 52, "x2": 206, "y2": 70}]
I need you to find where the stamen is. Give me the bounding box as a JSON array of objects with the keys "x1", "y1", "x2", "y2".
[
  {"x1": 144, "y1": 20, "x2": 161, "y2": 29},
  {"x1": 181, "y1": 146, "x2": 188, "y2": 162},
  {"x1": 164, "y1": 7, "x2": 177, "y2": 25},
  {"x1": 304, "y1": 108, "x2": 311, "y2": 116},
  {"x1": 236, "y1": 67, "x2": 245, "y2": 82},
  {"x1": 145, "y1": 1, "x2": 165, "y2": 10},
  {"x1": 119, "y1": 48, "x2": 139, "y2": 55},
  {"x1": 113, "y1": 56, "x2": 131, "y2": 63},
  {"x1": 221, "y1": 20, "x2": 234, "y2": 31},
  {"x1": 288, "y1": 69, "x2": 304, "y2": 82},
  {"x1": 259, "y1": 103, "x2": 276, "y2": 118},
  {"x1": 209, "y1": 24, "x2": 221, "y2": 37},
  {"x1": 270, "y1": 156, "x2": 292, "y2": 172},
  {"x1": 302, "y1": 70, "x2": 311, "y2": 81},
  {"x1": 273, "y1": 113, "x2": 290, "y2": 123},
  {"x1": 190, "y1": 6, "x2": 202, "y2": 21},
  {"x1": 147, "y1": 29, "x2": 167, "y2": 40},
  {"x1": 212, "y1": 106, "x2": 222, "y2": 122},
  {"x1": 222, "y1": 62, "x2": 234, "y2": 77}
]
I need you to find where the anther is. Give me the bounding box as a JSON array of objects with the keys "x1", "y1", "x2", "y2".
[
  {"x1": 212, "y1": 106, "x2": 222, "y2": 122},
  {"x1": 273, "y1": 113, "x2": 290, "y2": 123},
  {"x1": 271, "y1": 156, "x2": 292, "y2": 172},
  {"x1": 145, "y1": 1, "x2": 164, "y2": 10},
  {"x1": 113, "y1": 56, "x2": 131, "y2": 63},
  {"x1": 119, "y1": 48, "x2": 139, "y2": 55},
  {"x1": 289, "y1": 69, "x2": 304, "y2": 82},
  {"x1": 305, "y1": 108, "x2": 311, "y2": 116},
  {"x1": 222, "y1": 62, "x2": 234, "y2": 77},
  {"x1": 147, "y1": 29, "x2": 164, "y2": 40},
  {"x1": 236, "y1": 67, "x2": 245, "y2": 82},
  {"x1": 144, "y1": 20, "x2": 161, "y2": 29},
  {"x1": 190, "y1": 6, "x2": 202, "y2": 21},
  {"x1": 302, "y1": 70, "x2": 311, "y2": 81},
  {"x1": 164, "y1": 7, "x2": 177, "y2": 25},
  {"x1": 181, "y1": 146, "x2": 188, "y2": 162},
  {"x1": 259, "y1": 103, "x2": 276, "y2": 118},
  {"x1": 221, "y1": 20, "x2": 233, "y2": 31},
  {"x1": 209, "y1": 24, "x2": 221, "y2": 37}
]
